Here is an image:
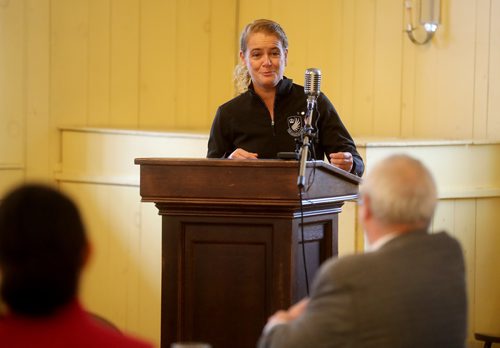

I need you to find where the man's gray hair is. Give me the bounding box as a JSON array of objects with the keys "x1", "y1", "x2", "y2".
[{"x1": 360, "y1": 154, "x2": 437, "y2": 226}]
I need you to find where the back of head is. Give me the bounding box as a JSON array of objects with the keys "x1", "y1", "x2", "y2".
[
  {"x1": 0, "y1": 184, "x2": 88, "y2": 316},
  {"x1": 360, "y1": 154, "x2": 437, "y2": 227}
]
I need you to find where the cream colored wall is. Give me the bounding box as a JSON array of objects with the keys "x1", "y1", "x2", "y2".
[
  {"x1": 1, "y1": 0, "x2": 500, "y2": 347},
  {"x1": 55, "y1": 129, "x2": 500, "y2": 348}
]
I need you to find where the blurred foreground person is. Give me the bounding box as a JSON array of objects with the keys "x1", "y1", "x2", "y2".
[{"x1": 0, "y1": 184, "x2": 154, "y2": 348}]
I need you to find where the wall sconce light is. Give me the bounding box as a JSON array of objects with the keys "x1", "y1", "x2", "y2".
[{"x1": 404, "y1": 0, "x2": 441, "y2": 45}]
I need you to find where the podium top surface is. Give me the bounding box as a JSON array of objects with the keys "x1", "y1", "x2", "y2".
[{"x1": 135, "y1": 158, "x2": 361, "y2": 206}]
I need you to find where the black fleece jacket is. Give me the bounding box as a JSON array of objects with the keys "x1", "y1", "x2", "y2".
[{"x1": 207, "y1": 77, "x2": 364, "y2": 176}]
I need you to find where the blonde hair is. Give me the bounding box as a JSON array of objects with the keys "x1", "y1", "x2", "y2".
[{"x1": 234, "y1": 19, "x2": 289, "y2": 95}]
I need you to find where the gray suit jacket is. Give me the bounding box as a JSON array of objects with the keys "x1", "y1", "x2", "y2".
[{"x1": 258, "y1": 231, "x2": 467, "y2": 348}]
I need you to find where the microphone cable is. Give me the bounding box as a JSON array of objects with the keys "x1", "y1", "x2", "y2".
[{"x1": 298, "y1": 186, "x2": 310, "y2": 296}]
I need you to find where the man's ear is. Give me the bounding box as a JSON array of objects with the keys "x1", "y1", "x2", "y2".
[
  {"x1": 359, "y1": 194, "x2": 372, "y2": 223},
  {"x1": 81, "y1": 242, "x2": 92, "y2": 268}
]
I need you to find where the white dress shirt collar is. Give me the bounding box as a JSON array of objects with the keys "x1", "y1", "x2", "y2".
[{"x1": 367, "y1": 233, "x2": 399, "y2": 252}]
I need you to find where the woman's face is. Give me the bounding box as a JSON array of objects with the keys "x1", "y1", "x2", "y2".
[{"x1": 240, "y1": 32, "x2": 288, "y2": 93}]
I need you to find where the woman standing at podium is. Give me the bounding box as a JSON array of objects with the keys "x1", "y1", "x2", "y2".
[{"x1": 207, "y1": 19, "x2": 364, "y2": 177}]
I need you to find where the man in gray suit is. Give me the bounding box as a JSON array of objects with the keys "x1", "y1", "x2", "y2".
[{"x1": 258, "y1": 154, "x2": 467, "y2": 348}]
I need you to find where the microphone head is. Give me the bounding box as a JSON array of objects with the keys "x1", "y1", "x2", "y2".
[{"x1": 304, "y1": 68, "x2": 322, "y2": 97}]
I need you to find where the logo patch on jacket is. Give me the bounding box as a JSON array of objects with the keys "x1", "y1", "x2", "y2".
[{"x1": 287, "y1": 115, "x2": 303, "y2": 137}]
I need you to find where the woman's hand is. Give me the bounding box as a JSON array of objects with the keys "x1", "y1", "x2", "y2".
[
  {"x1": 329, "y1": 152, "x2": 353, "y2": 172},
  {"x1": 228, "y1": 148, "x2": 259, "y2": 159}
]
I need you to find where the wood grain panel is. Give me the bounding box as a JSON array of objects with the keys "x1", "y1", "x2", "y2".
[
  {"x1": 304, "y1": 0, "x2": 338, "y2": 108},
  {"x1": 237, "y1": 0, "x2": 270, "y2": 28},
  {"x1": 88, "y1": 0, "x2": 111, "y2": 126},
  {"x1": 413, "y1": 0, "x2": 475, "y2": 138},
  {"x1": 62, "y1": 183, "x2": 155, "y2": 342},
  {"x1": 373, "y1": 0, "x2": 402, "y2": 136},
  {"x1": 487, "y1": 0, "x2": 500, "y2": 138},
  {"x1": 25, "y1": 0, "x2": 51, "y2": 179},
  {"x1": 51, "y1": 0, "x2": 88, "y2": 126},
  {"x1": 207, "y1": 0, "x2": 238, "y2": 127},
  {"x1": 0, "y1": 0, "x2": 24, "y2": 164},
  {"x1": 109, "y1": 0, "x2": 139, "y2": 127},
  {"x1": 352, "y1": 0, "x2": 375, "y2": 135},
  {"x1": 338, "y1": 0, "x2": 356, "y2": 129},
  {"x1": 139, "y1": 0, "x2": 176, "y2": 129},
  {"x1": 327, "y1": 0, "x2": 344, "y2": 115},
  {"x1": 475, "y1": 198, "x2": 500, "y2": 334},
  {"x1": 270, "y1": 0, "x2": 307, "y2": 82},
  {"x1": 472, "y1": 0, "x2": 491, "y2": 139},
  {"x1": 175, "y1": 0, "x2": 211, "y2": 129},
  {"x1": 138, "y1": 202, "x2": 162, "y2": 345},
  {"x1": 433, "y1": 199, "x2": 477, "y2": 346},
  {"x1": 183, "y1": 223, "x2": 272, "y2": 347}
]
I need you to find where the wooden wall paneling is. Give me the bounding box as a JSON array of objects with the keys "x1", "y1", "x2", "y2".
[
  {"x1": 0, "y1": 0, "x2": 24, "y2": 165},
  {"x1": 25, "y1": 0, "x2": 51, "y2": 180},
  {"x1": 435, "y1": 0, "x2": 475, "y2": 139},
  {"x1": 400, "y1": 8, "x2": 417, "y2": 138},
  {"x1": 337, "y1": 200, "x2": 357, "y2": 256},
  {"x1": 432, "y1": 199, "x2": 454, "y2": 233},
  {"x1": 327, "y1": 0, "x2": 344, "y2": 117},
  {"x1": 139, "y1": 0, "x2": 176, "y2": 130},
  {"x1": 487, "y1": 0, "x2": 500, "y2": 138},
  {"x1": 109, "y1": 0, "x2": 139, "y2": 127},
  {"x1": 352, "y1": 0, "x2": 376, "y2": 136},
  {"x1": 62, "y1": 183, "x2": 114, "y2": 317},
  {"x1": 474, "y1": 197, "x2": 500, "y2": 333},
  {"x1": 50, "y1": 0, "x2": 88, "y2": 127},
  {"x1": 413, "y1": 0, "x2": 475, "y2": 138},
  {"x1": 63, "y1": 182, "x2": 152, "y2": 340},
  {"x1": 304, "y1": 0, "x2": 338, "y2": 108},
  {"x1": 412, "y1": 43, "x2": 439, "y2": 138},
  {"x1": 442, "y1": 199, "x2": 477, "y2": 346},
  {"x1": 88, "y1": 0, "x2": 111, "y2": 126},
  {"x1": 0, "y1": 169, "x2": 25, "y2": 197},
  {"x1": 432, "y1": 199, "x2": 477, "y2": 346},
  {"x1": 373, "y1": 0, "x2": 403, "y2": 137},
  {"x1": 269, "y1": 0, "x2": 307, "y2": 82},
  {"x1": 472, "y1": 0, "x2": 491, "y2": 139},
  {"x1": 138, "y1": 202, "x2": 162, "y2": 346},
  {"x1": 206, "y1": 0, "x2": 238, "y2": 129},
  {"x1": 453, "y1": 199, "x2": 478, "y2": 347},
  {"x1": 174, "y1": 0, "x2": 211, "y2": 130},
  {"x1": 237, "y1": 0, "x2": 271, "y2": 28},
  {"x1": 107, "y1": 185, "x2": 143, "y2": 333},
  {"x1": 338, "y1": 0, "x2": 356, "y2": 129}
]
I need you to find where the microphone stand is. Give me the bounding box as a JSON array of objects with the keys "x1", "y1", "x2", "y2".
[{"x1": 297, "y1": 98, "x2": 317, "y2": 188}]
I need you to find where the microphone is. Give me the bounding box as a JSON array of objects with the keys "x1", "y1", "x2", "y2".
[
  {"x1": 298, "y1": 68, "x2": 322, "y2": 189},
  {"x1": 304, "y1": 68, "x2": 322, "y2": 115}
]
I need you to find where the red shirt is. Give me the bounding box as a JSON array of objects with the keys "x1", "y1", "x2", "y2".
[{"x1": 0, "y1": 301, "x2": 154, "y2": 348}]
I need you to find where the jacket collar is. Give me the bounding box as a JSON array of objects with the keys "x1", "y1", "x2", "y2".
[{"x1": 248, "y1": 77, "x2": 293, "y2": 97}]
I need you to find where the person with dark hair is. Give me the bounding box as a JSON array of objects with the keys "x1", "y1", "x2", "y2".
[
  {"x1": 258, "y1": 154, "x2": 467, "y2": 347},
  {"x1": 207, "y1": 19, "x2": 364, "y2": 177},
  {"x1": 0, "y1": 184, "x2": 154, "y2": 348}
]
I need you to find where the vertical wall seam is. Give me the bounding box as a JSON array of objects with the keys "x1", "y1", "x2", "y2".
[
  {"x1": 86, "y1": 0, "x2": 90, "y2": 126},
  {"x1": 137, "y1": 0, "x2": 141, "y2": 129},
  {"x1": 371, "y1": 0, "x2": 376, "y2": 135},
  {"x1": 485, "y1": 0, "x2": 492, "y2": 138}
]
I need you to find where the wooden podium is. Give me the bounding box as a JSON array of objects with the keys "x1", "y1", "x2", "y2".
[{"x1": 134, "y1": 158, "x2": 361, "y2": 348}]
